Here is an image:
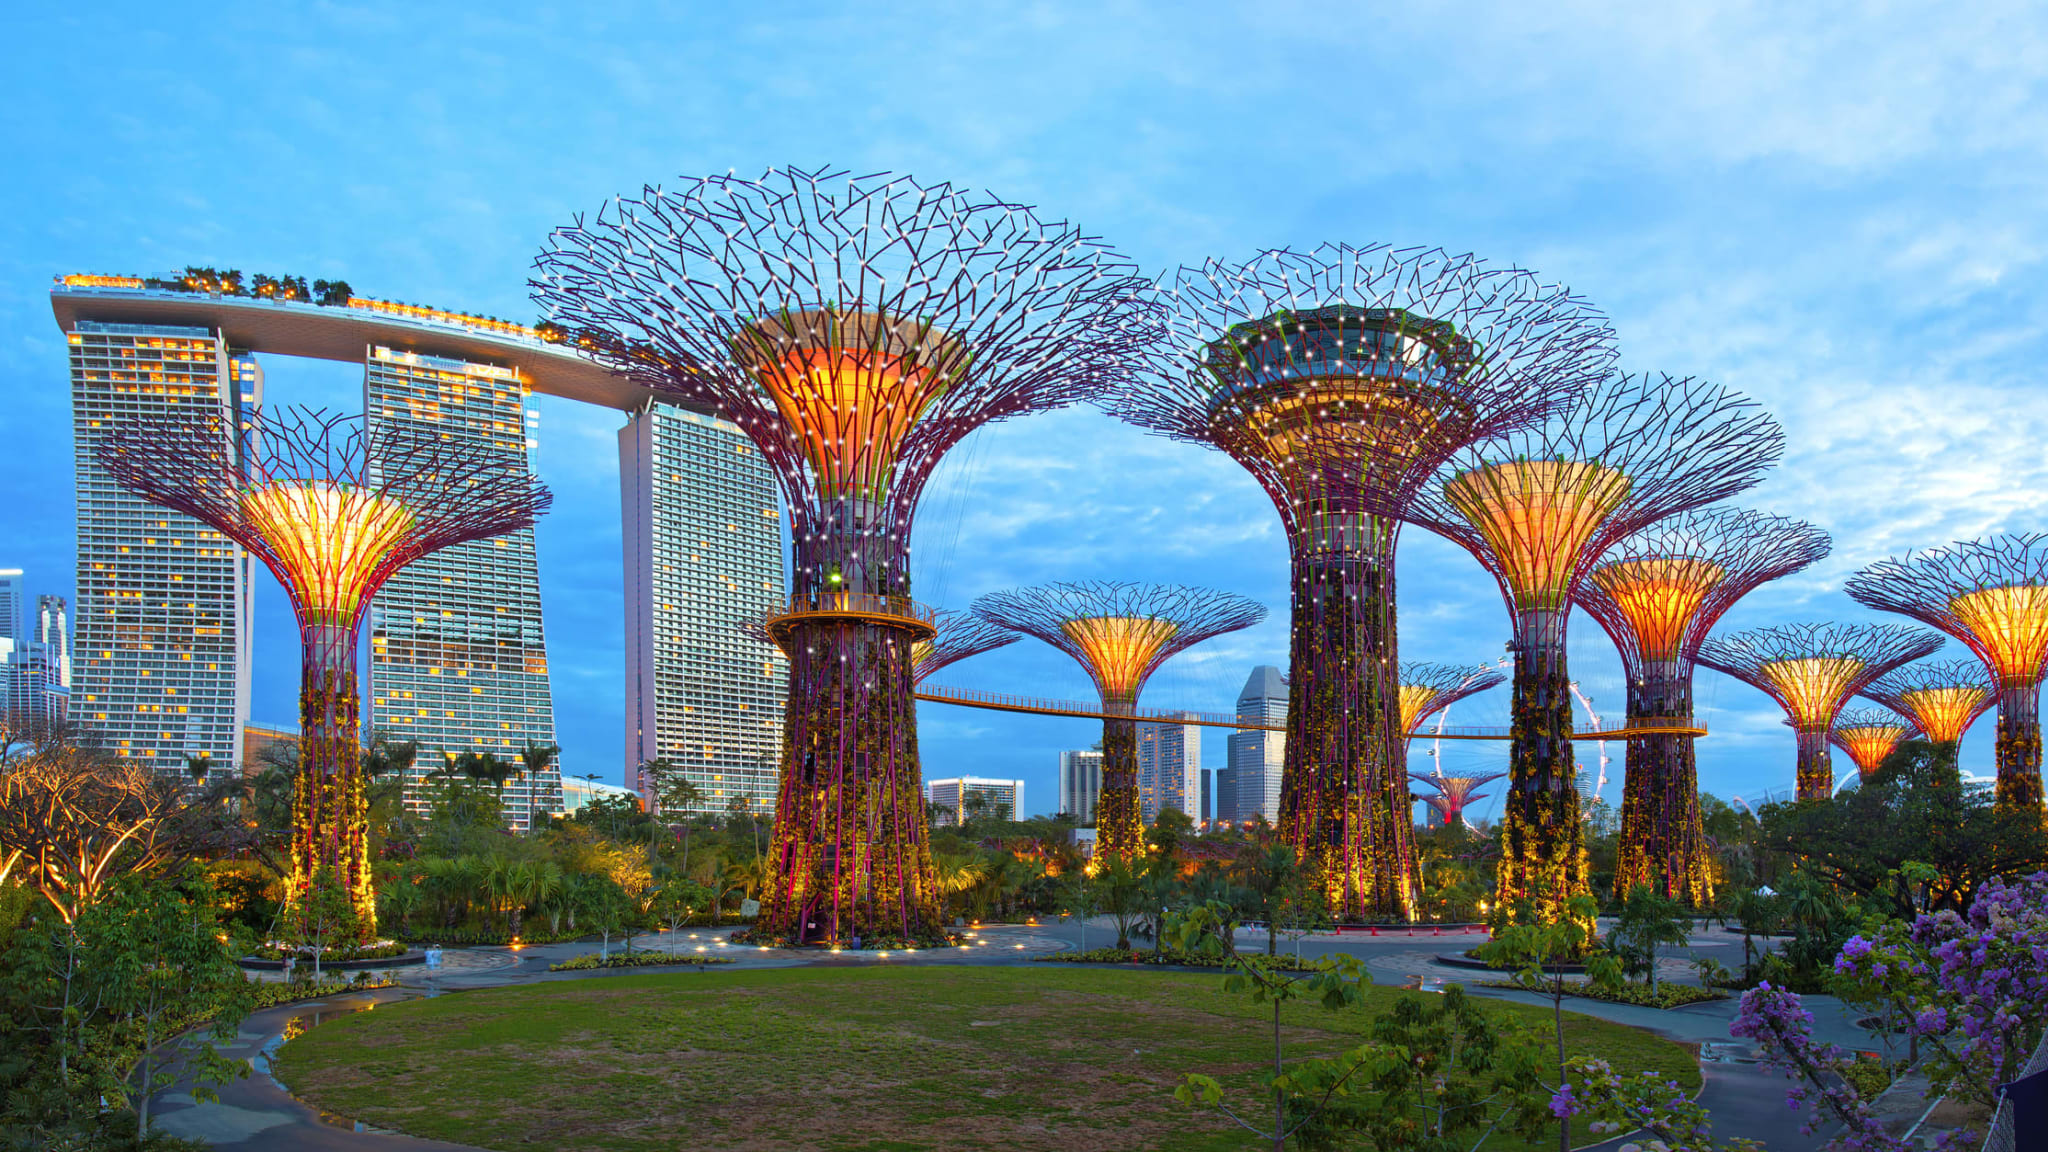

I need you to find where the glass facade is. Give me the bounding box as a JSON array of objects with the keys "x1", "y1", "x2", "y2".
[
  {"x1": 619, "y1": 400, "x2": 785, "y2": 816},
  {"x1": 1223, "y1": 664, "x2": 1288, "y2": 823},
  {"x1": 364, "y1": 346, "x2": 560, "y2": 829},
  {"x1": 1137, "y1": 715, "x2": 1200, "y2": 822},
  {"x1": 68, "y1": 322, "x2": 254, "y2": 766}
]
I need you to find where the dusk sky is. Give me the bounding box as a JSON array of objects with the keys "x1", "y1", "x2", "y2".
[{"x1": 6, "y1": 3, "x2": 2047, "y2": 818}]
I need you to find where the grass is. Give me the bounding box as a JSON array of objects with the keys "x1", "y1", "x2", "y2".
[{"x1": 274, "y1": 966, "x2": 1699, "y2": 1152}]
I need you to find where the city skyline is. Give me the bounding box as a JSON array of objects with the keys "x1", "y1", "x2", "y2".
[{"x1": 6, "y1": 3, "x2": 2046, "y2": 822}]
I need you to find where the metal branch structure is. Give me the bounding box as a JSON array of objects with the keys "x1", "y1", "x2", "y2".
[
  {"x1": 1399, "y1": 662, "x2": 1508, "y2": 754},
  {"x1": 972, "y1": 581, "x2": 1266, "y2": 859},
  {"x1": 1108, "y1": 244, "x2": 1612, "y2": 920},
  {"x1": 1698, "y1": 622, "x2": 1943, "y2": 802},
  {"x1": 533, "y1": 167, "x2": 1152, "y2": 946},
  {"x1": 1861, "y1": 659, "x2": 1997, "y2": 782},
  {"x1": 1829, "y1": 708, "x2": 1914, "y2": 780},
  {"x1": 912, "y1": 610, "x2": 1019, "y2": 685},
  {"x1": 1409, "y1": 770, "x2": 1506, "y2": 829},
  {"x1": 98, "y1": 407, "x2": 548, "y2": 935},
  {"x1": 1406, "y1": 374, "x2": 1784, "y2": 927},
  {"x1": 1573, "y1": 507, "x2": 1829, "y2": 905},
  {"x1": 1846, "y1": 535, "x2": 2048, "y2": 813}
]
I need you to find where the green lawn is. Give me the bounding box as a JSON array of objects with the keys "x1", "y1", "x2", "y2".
[{"x1": 274, "y1": 965, "x2": 1699, "y2": 1152}]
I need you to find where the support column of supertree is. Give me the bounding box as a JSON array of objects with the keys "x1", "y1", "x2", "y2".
[
  {"x1": 1405, "y1": 375, "x2": 1783, "y2": 930},
  {"x1": 1697, "y1": 622, "x2": 1943, "y2": 803},
  {"x1": 1829, "y1": 708, "x2": 1915, "y2": 782},
  {"x1": 1846, "y1": 534, "x2": 2048, "y2": 814},
  {"x1": 534, "y1": 167, "x2": 1151, "y2": 946},
  {"x1": 1410, "y1": 771, "x2": 1506, "y2": 830},
  {"x1": 99, "y1": 408, "x2": 548, "y2": 936},
  {"x1": 912, "y1": 610, "x2": 1019, "y2": 685},
  {"x1": 1572, "y1": 507, "x2": 1829, "y2": 905},
  {"x1": 1109, "y1": 245, "x2": 1611, "y2": 920},
  {"x1": 1861, "y1": 659, "x2": 1997, "y2": 786},
  {"x1": 972, "y1": 581, "x2": 1265, "y2": 861}
]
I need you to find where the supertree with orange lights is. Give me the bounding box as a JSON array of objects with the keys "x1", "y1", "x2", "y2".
[
  {"x1": 1829, "y1": 708, "x2": 1915, "y2": 781},
  {"x1": 972, "y1": 581, "x2": 1265, "y2": 860},
  {"x1": 1861, "y1": 659, "x2": 1997, "y2": 783},
  {"x1": 533, "y1": 168, "x2": 1151, "y2": 945},
  {"x1": 99, "y1": 408, "x2": 548, "y2": 937},
  {"x1": 1697, "y1": 622, "x2": 1943, "y2": 802},
  {"x1": 1109, "y1": 244, "x2": 1611, "y2": 919},
  {"x1": 1399, "y1": 662, "x2": 1507, "y2": 752},
  {"x1": 1405, "y1": 374, "x2": 1783, "y2": 928},
  {"x1": 1573, "y1": 507, "x2": 1829, "y2": 905},
  {"x1": 1846, "y1": 534, "x2": 2048, "y2": 813},
  {"x1": 1410, "y1": 770, "x2": 1506, "y2": 829}
]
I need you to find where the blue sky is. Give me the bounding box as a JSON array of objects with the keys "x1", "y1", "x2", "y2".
[{"x1": 5, "y1": 2, "x2": 2047, "y2": 817}]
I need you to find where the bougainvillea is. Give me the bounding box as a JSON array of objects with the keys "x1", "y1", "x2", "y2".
[{"x1": 1729, "y1": 983, "x2": 1910, "y2": 1152}]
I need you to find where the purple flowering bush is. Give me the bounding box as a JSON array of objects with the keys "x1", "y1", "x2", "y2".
[{"x1": 1548, "y1": 1055, "x2": 1763, "y2": 1152}]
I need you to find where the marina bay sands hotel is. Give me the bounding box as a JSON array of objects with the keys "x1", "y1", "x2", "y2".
[{"x1": 50, "y1": 274, "x2": 786, "y2": 827}]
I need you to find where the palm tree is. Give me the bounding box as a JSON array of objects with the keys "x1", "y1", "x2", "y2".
[
  {"x1": 362, "y1": 734, "x2": 420, "y2": 780},
  {"x1": 184, "y1": 752, "x2": 213, "y2": 790},
  {"x1": 517, "y1": 742, "x2": 560, "y2": 827}
]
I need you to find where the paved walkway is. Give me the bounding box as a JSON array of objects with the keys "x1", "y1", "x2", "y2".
[{"x1": 152, "y1": 920, "x2": 1872, "y2": 1151}]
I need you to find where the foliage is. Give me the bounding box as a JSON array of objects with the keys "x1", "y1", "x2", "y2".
[
  {"x1": 1034, "y1": 944, "x2": 1325, "y2": 971},
  {"x1": 1607, "y1": 885, "x2": 1693, "y2": 992},
  {"x1": 1476, "y1": 894, "x2": 1623, "y2": 1152},
  {"x1": 546, "y1": 951, "x2": 735, "y2": 971},
  {"x1": 1728, "y1": 983, "x2": 1910, "y2": 1152},
  {"x1": 0, "y1": 733, "x2": 198, "y2": 922},
  {"x1": 249, "y1": 972, "x2": 397, "y2": 1009},
  {"x1": 1550, "y1": 1055, "x2": 1762, "y2": 1152},
  {"x1": 1477, "y1": 978, "x2": 1726, "y2": 1009}
]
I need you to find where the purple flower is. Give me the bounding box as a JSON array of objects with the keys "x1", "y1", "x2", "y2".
[{"x1": 1549, "y1": 1083, "x2": 1578, "y2": 1119}]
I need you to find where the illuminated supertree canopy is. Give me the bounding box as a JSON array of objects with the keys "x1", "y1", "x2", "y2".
[
  {"x1": 1574, "y1": 507, "x2": 1829, "y2": 905},
  {"x1": 1829, "y1": 707, "x2": 1915, "y2": 780},
  {"x1": 99, "y1": 407, "x2": 548, "y2": 937},
  {"x1": 1846, "y1": 534, "x2": 2048, "y2": 813},
  {"x1": 1698, "y1": 622, "x2": 1943, "y2": 803},
  {"x1": 1406, "y1": 374, "x2": 1784, "y2": 928},
  {"x1": 912, "y1": 610, "x2": 1019, "y2": 685},
  {"x1": 972, "y1": 581, "x2": 1265, "y2": 860},
  {"x1": 1861, "y1": 659, "x2": 1997, "y2": 780},
  {"x1": 1409, "y1": 769, "x2": 1507, "y2": 829},
  {"x1": 1109, "y1": 243, "x2": 1611, "y2": 920},
  {"x1": 1399, "y1": 662, "x2": 1507, "y2": 747},
  {"x1": 533, "y1": 167, "x2": 1151, "y2": 946}
]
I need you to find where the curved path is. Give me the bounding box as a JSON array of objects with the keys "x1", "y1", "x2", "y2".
[{"x1": 154, "y1": 921, "x2": 1866, "y2": 1151}]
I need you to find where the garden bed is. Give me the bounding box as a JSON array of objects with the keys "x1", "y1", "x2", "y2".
[
  {"x1": 240, "y1": 949, "x2": 424, "y2": 971},
  {"x1": 1034, "y1": 947, "x2": 1324, "y2": 971},
  {"x1": 547, "y1": 952, "x2": 736, "y2": 971},
  {"x1": 1476, "y1": 979, "x2": 1727, "y2": 1009}
]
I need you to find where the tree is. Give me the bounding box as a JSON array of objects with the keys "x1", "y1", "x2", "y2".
[
  {"x1": 576, "y1": 875, "x2": 632, "y2": 960},
  {"x1": 0, "y1": 739, "x2": 193, "y2": 922},
  {"x1": 1148, "y1": 806, "x2": 1195, "y2": 858},
  {"x1": 289, "y1": 867, "x2": 363, "y2": 978},
  {"x1": 363, "y1": 733, "x2": 420, "y2": 780},
  {"x1": 1087, "y1": 856, "x2": 1152, "y2": 951},
  {"x1": 183, "y1": 752, "x2": 213, "y2": 788},
  {"x1": 1607, "y1": 885, "x2": 1692, "y2": 993},
  {"x1": 1232, "y1": 843, "x2": 1306, "y2": 957},
  {"x1": 1475, "y1": 894, "x2": 1622, "y2": 1152},
  {"x1": 652, "y1": 876, "x2": 713, "y2": 944}
]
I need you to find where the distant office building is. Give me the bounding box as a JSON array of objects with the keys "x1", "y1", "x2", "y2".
[
  {"x1": 619, "y1": 400, "x2": 785, "y2": 818},
  {"x1": 928, "y1": 776, "x2": 1025, "y2": 825},
  {"x1": 1222, "y1": 665, "x2": 1286, "y2": 824},
  {"x1": 1059, "y1": 749, "x2": 1103, "y2": 823},
  {"x1": 562, "y1": 775, "x2": 642, "y2": 814},
  {"x1": 364, "y1": 345, "x2": 559, "y2": 829},
  {"x1": 1138, "y1": 714, "x2": 1201, "y2": 823},
  {"x1": 67, "y1": 322, "x2": 256, "y2": 766},
  {"x1": 28, "y1": 595, "x2": 71, "y2": 725}
]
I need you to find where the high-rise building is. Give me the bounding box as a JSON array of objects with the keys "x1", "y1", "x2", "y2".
[
  {"x1": 1223, "y1": 665, "x2": 1287, "y2": 824},
  {"x1": 1137, "y1": 714, "x2": 1201, "y2": 823},
  {"x1": 1200, "y1": 767, "x2": 1213, "y2": 825},
  {"x1": 927, "y1": 776, "x2": 1025, "y2": 825},
  {"x1": 619, "y1": 400, "x2": 786, "y2": 817},
  {"x1": 26, "y1": 594, "x2": 71, "y2": 725},
  {"x1": 1059, "y1": 748, "x2": 1103, "y2": 822},
  {"x1": 364, "y1": 345, "x2": 560, "y2": 829},
  {"x1": 67, "y1": 322, "x2": 255, "y2": 766}
]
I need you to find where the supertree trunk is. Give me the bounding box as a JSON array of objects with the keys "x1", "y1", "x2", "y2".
[
  {"x1": 1613, "y1": 670, "x2": 1710, "y2": 907},
  {"x1": 761, "y1": 516, "x2": 942, "y2": 945},
  {"x1": 1996, "y1": 682, "x2": 2044, "y2": 812},
  {"x1": 1794, "y1": 729, "x2": 1833, "y2": 802},
  {"x1": 1497, "y1": 610, "x2": 1591, "y2": 930},
  {"x1": 1276, "y1": 519, "x2": 1413, "y2": 920},
  {"x1": 290, "y1": 621, "x2": 375, "y2": 937},
  {"x1": 1097, "y1": 699, "x2": 1142, "y2": 860}
]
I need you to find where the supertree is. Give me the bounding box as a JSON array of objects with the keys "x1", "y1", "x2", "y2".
[
  {"x1": 1846, "y1": 535, "x2": 2048, "y2": 813},
  {"x1": 1108, "y1": 244, "x2": 1612, "y2": 919},
  {"x1": 1861, "y1": 659, "x2": 1997, "y2": 783},
  {"x1": 98, "y1": 408, "x2": 548, "y2": 935},
  {"x1": 1405, "y1": 374, "x2": 1783, "y2": 927},
  {"x1": 972, "y1": 581, "x2": 1265, "y2": 860},
  {"x1": 1573, "y1": 507, "x2": 1830, "y2": 905},
  {"x1": 1697, "y1": 622, "x2": 1943, "y2": 802},
  {"x1": 533, "y1": 167, "x2": 1151, "y2": 945},
  {"x1": 1828, "y1": 708, "x2": 1915, "y2": 781},
  {"x1": 1399, "y1": 662, "x2": 1507, "y2": 752},
  {"x1": 912, "y1": 610, "x2": 1019, "y2": 685},
  {"x1": 1410, "y1": 770, "x2": 1506, "y2": 830}
]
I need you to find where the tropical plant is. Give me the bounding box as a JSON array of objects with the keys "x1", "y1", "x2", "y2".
[
  {"x1": 1607, "y1": 885, "x2": 1692, "y2": 993},
  {"x1": 1475, "y1": 894, "x2": 1623, "y2": 1152}
]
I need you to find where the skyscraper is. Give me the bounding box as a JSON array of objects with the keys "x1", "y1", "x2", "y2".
[
  {"x1": 67, "y1": 322, "x2": 255, "y2": 765},
  {"x1": 364, "y1": 345, "x2": 559, "y2": 829},
  {"x1": 1224, "y1": 665, "x2": 1287, "y2": 824},
  {"x1": 927, "y1": 776, "x2": 1025, "y2": 825},
  {"x1": 1137, "y1": 714, "x2": 1200, "y2": 823},
  {"x1": 27, "y1": 594, "x2": 71, "y2": 725},
  {"x1": 1059, "y1": 749, "x2": 1103, "y2": 823},
  {"x1": 619, "y1": 400, "x2": 785, "y2": 817}
]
